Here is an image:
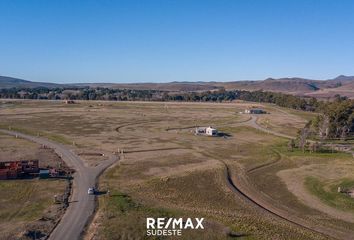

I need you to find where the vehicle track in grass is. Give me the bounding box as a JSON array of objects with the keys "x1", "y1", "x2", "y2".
[
  {"x1": 234, "y1": 115, "x2": 354, "y2": 239},
  {"x1": 246, "y1": 149, "x2": 281, "y2": 174},
  {"x1": 115, "y1": 119, "x2": 164, "y2": 133},
  {"x1": 222, "y1": 161, "x2": 354, "y2": 240},
  {"x1": 123, "y1": 147, "x2": 190, "y2": 154},
  {"x1": 244, "y1": 115, "x2": 295, "y2": 139}
]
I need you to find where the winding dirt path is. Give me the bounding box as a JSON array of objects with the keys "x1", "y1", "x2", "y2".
[
  {"x1": 243, "y1": 115, "x2": 295, "y2": 139},
  {"x1": 247, "y1": 149, "x2": 281, "y2": 173},
  {"x1": 278, "y1": 167, "x2": 354, "y2": 224},
  {"x1": 222, "y1": 161, "x2": 354, "y2": 240},
  {"x1": 227, "y1": 114, "x2": 354, "y2": 239}
]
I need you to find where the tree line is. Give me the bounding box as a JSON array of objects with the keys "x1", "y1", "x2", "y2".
[
  {"x1": 0, "y1": 87, "x2": 321, "y2": 110},
  {"x1": 299, "y1": 96, "x2": 354, "y2": 141},
  {"x1": 285, "y1": 95, "x2": 354, "y2": 153}
]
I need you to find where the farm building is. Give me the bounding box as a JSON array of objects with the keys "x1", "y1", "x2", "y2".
[
  {"x1": 206, "y1": 127, "x2": 218, "y2": 136},
  {"x1": 195, "y1": 126, "x2": 218, "y2": 136},
  {"x1": 39, "y1": 169, "x2": 50, "y2": 179},
  {"x1": 0, "y1": 160, "x2": 39, "y2": 179},
  {"x1": 64, "y1": 100, "x2": 75, "y2": 104},
  {"x1": 195, "y1": 127, "x2": 206, "y2": 135},
  {"x1": 244, "y1": 108, "x2": 266, "y2": 114},
  {"x1": 0, "y1": 169, "x2": 17, "y2": 180}
]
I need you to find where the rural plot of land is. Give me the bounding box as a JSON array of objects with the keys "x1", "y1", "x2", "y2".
[
  {"x1": 0, "y1": 133, "x2": 68, "y2": 240},
  {"x1": 1, "y1": 100, "x2": 354, "y2": 240}
]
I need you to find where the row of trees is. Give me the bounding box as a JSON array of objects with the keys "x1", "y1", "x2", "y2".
[
  {"x1": 0, "y1": 87, "x2": 163, "y2": 101},
  {"x1": 0, "y1": 87, "x2": 323, "y2": 111},
  {"x1": 288, "y1": 139, "x2": 326, "y2": 153},
  {"x1": 290, "y1": 98, "x2": 354, "y2": 151},
  {"x1": 299, "y1": 97, "x2": 354, "y2": 140}
]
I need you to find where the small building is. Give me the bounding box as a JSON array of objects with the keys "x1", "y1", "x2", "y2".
[
  {"x1": 206, "y1": 126, "x2": 218, "y2": 136},
  {"x1": 195, "y1": 126, "x2": 218, "y2": 136},
  {"x1": 39, "y1": 169, "x2": 50, "y2": 179},
  {"x1": 244, "y1": 108, "x2": 266, "y2": 114},
  {"x1": 0, "y1": 160, "x2": 39, "y2": 179},
  {"x1": 195, "y1": 127, "x2": 206, "y2": 135},
  {"x1": 49, "y1": 168, "x2": 59, "y2": 177},
  {"x1": 0, "y1": 169, "x2": 7, "y2": 180},
  {"x1": 64, "y1": 100, "x2": 75, "y2": 104},
  {"x1": 7, "y1": 170, "x2": 18, "y2": 179},
  {"x1": 22, "y1": 160, "x2": 39, "y2": 173},
  {"x1": 0, "y1": 169, "x2": 17, "y2": 180}
]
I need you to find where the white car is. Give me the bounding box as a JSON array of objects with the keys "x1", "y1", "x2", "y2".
[{"x1": 88, "y1": 187, "x2": 95, "y2": 195}]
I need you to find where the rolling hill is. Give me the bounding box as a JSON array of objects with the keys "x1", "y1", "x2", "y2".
[
  {"x1": 0, "y1": 76, "x2": 64, "y2": 89},
  {"x1": 1, "y1": 75, "x2": 354, "y2": 98}
]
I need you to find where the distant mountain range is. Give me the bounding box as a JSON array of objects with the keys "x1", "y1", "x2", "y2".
[
  {"x1": 1, "y1": 75, "x2": 354, "y2": 99},
  {"x1": 0, "y1": 76, "x2": 67, "y2": 89}
]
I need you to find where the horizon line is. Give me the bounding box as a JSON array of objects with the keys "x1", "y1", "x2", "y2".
[{"x1": 0, "y1": 74, "x2": 353, "y2": 85}]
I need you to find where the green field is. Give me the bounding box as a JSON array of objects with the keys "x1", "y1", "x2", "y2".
[{"x1": 305, "y1": 177, "x2": 354, "y2": 212}]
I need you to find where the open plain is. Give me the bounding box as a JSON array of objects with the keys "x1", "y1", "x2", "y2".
[{"x1": 1, "y1": 100, "x2": 354, "y2": 240}]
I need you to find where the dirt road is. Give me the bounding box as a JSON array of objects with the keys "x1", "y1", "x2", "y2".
[
  {"x1": 223, "y1": 161, "x2": 354, "y2": 240},
  {"x1": 245, "y1": 115, "x2": 295, "y2": 139},
  {"x1": 0, "y1": 129, "x2": 118, "y2": 240},
  {"x1": 228, "y1": 115, "x2": 354, "y2": 239}
]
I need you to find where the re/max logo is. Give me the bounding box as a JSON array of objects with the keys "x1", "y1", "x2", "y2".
[{"x1": 146, "y1": 218, "x2": 204, "y2": 236}]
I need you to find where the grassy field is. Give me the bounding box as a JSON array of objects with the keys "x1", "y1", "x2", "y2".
[
  {"x1": 305, "y1": 177, "x2": 354, "y2": 213},
  {"x1": 0, "y1": 132, "x2": 68, "y2": 240},
  {"x1": 1, "y1": 100, "x2": 353, "y2": 239},
  {"x1": 0, "y1": 179, "x2": 67, "y2": 240},
  {"x1": 254, "y1": 104, "x2": 314, "y2": 136},
  {"x1": 0, "y1": 132, "x2": 65, "y2": 167}
]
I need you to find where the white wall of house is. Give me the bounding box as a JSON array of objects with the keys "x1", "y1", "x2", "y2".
[{"x1": 206, "y1": 127, "x2": 217, "y2": 136}]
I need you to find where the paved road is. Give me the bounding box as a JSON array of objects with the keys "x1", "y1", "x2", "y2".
[{"x1": 0, "y1": 129, "x2": 118, "y2": 240}]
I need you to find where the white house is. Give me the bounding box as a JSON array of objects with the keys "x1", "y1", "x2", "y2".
[
  {"x1": 206, "y1": 126, "x2": 218, "y2": 136},
  {"x1": 244, "y1": 108, "x2": 265, "y2": 114},
  {"x1": 195, "y1": 126, "x2": 218, "y2": 136}
]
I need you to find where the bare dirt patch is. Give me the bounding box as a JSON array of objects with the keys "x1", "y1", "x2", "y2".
[{"x1": 278, "y1": 164, "x2": 354, "y2": 223}]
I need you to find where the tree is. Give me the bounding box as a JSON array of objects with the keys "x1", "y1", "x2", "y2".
[
  {"x1": 287, "y1": 139, "x2": 295, "y2": 151},
  {"x1": 299, "y1": 127, "x2": 309, "y2": 152}
]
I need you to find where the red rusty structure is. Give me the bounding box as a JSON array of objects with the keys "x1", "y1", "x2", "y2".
[{"x1": 0, "y1": 160, "x2": 39, "y2": 179}]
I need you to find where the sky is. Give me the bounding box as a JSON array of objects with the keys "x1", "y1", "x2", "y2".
[{"x1": 0, "y1": 0, "x2": 354, "y2": 83}]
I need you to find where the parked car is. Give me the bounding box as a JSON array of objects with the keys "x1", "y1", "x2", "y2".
[{"x1": 88, "y1": 187, "x2": 95, "y2": 195}]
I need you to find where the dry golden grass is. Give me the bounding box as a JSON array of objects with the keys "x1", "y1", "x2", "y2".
[
  {"x1": 0, "y1": 133, "x2": 64, "y2": 167},
  {"x1": 0, "y1": 100, "x2": 350, "y2": 239},
  {"x1": 0, "y1": 131, "x2": 68, "y2": 239}
]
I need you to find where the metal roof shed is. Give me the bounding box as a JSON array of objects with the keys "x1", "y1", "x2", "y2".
[{"x1": 39, "y1": 169, "x2": 50, "y2": 179}]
